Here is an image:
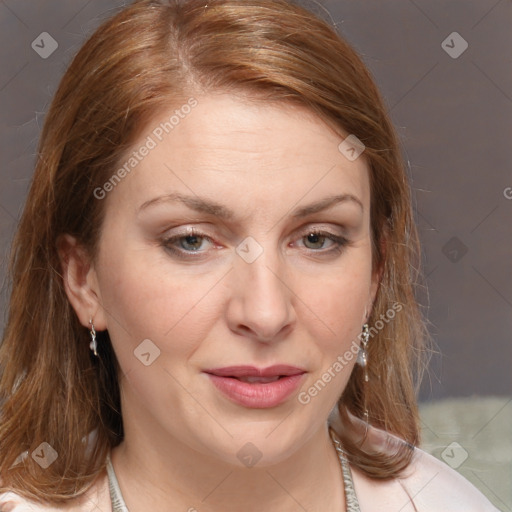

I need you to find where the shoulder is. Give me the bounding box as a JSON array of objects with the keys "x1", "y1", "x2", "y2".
[
  {"x1": 329, "y1": 409, "x2": 501, "y2": 511},
  {"x1": 399, "y1": 447, "x2": 500, "y2": 511},
  {"x1": 350, "y1": 446, "x2": 501, "y2": 512},
  {"x1": 0, "y1": 470, "x2": 111, "y2": 512}
]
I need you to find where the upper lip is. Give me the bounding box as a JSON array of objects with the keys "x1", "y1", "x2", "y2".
[{"x1": 204, "y1": 365, "x2": 306, "y2": 378}]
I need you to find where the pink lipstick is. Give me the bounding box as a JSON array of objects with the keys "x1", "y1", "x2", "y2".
[{"x1": 204, "y1": 365, "x2": 306, "y2": 408}]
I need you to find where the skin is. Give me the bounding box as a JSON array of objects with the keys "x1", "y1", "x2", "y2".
[{"x1": 60, "y1": 92, "x2": 381, "y2": 511}]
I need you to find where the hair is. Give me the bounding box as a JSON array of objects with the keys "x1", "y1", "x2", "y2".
[{"x1": 0, "y1": 0, "x2": 429, "y2": 504}]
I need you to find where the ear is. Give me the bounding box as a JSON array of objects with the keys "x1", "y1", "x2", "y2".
[
  {"x1": 57, "y1": 234, "x2": 108, "y2": 331},
  {"x1": 366, "y1": 223, "x2": 388, "y2": 322}
]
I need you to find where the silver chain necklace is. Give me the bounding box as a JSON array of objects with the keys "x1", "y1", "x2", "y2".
[{"x1": 106, "y1": 429, "x2": 361, "y2": 512}]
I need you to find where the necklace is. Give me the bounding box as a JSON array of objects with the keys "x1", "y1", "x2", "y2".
[{"x1": 106, "y1": 429, "x2": 361, "y2": 511}]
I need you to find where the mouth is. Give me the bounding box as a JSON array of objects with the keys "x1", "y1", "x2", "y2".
[
  {"x1": 203, "y1": 364, "x2": 306, "y2": 379},
  {"x1": 229, "y1": 375, "x2": 282, "y2": 383},
  {"x1": 203, "y1": 365, "x2": 306, "y2": 408}
]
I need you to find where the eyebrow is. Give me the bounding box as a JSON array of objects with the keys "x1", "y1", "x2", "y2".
[{"x1": 138, "y1": 192, "x2": 363, "y2": 219}]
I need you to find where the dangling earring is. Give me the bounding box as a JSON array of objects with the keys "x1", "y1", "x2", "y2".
[
  {"x1": 89, "y1": 318, "x2": 98, "y2": 357},
  {"x1": 357, "y1": 323, "x2": 370, "y2": 430},
  {"x1": 357, "y1": 323, "x2": 370, "y2": 382}
]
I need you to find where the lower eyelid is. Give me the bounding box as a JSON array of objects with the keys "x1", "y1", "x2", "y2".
[{"x1": 161, "y1": 230, "x2": 349, "y2": 256}]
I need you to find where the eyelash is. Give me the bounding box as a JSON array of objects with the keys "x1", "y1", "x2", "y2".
[{"x1": 161, "y1": 228, "x2": 350, "y2": 260}]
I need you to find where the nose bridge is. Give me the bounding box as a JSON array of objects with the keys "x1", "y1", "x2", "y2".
[
  {"x1": 229, "y1": 234, "x2": 294, "y2": 341},
  {"x1": 236, "y1": 233, "x2": 287, "y2": 300}
]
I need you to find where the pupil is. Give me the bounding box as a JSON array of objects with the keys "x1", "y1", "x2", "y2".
[
  {"x1": 306, "y1": 233, "x2": 323, "y2": 248},
  {"x1": 184, "y1": 235, "x2": 201, "y2": 250}
]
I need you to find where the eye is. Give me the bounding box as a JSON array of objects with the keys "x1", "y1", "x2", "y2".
[
  {"x1": 160, "y1": 227, "x2": 350, "y2": 260},
  {"x1": 161, "y1": 229, "x2": 214, "y2": 259},
  {"x1": 296, "y1": 229, "x2": 349, "y2": 254}
]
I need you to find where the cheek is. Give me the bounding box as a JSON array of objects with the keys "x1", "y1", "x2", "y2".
[
  {"x1": 95, "y1": 242, "x2": 222, "y2": 368},
  {"x1": 298, "y1": 254, "x2": 373, "y2": 343},
  {"x1": 294, "y1": 263, "x2": 371, "y2": 406}
]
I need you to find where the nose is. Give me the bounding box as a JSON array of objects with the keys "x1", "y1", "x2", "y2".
[{"x1": 225, "y1": 241, "x2": 296, "y2": 343}]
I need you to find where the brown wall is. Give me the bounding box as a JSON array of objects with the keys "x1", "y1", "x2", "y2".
[{"x1": 0, "y1": 0, "x2": 510, "y2": 401}]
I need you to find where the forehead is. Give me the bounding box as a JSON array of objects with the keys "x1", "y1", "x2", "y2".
[{"x1": 104, "y1": 93, "x2": 371, "y2": 219}]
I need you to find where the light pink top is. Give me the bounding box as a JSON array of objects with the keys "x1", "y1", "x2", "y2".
[{"x1": 0, "y1": 445, "x2": 500, "y2": 511}]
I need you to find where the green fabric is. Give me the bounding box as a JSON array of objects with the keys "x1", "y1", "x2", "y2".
[{"x1": 419, "y1": 396, "x2": 512, "y2": 511}]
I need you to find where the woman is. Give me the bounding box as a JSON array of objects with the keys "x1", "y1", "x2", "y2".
[{"x1": 0, "y1": 0, "x2": 500, "y2": 510}]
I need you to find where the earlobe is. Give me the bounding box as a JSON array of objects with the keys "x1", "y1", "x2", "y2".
[{"x1": 57, "y1": 234, "x2": 107, "y2": 330}]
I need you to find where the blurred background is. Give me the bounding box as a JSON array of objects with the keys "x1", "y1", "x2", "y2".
[{"x1": 0, "y1": 0, "x2": 510, "y2": 508}]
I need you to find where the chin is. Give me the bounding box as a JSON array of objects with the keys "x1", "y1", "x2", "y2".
[{"x1": 195, "y1": 422, "x2": 311, "y2": 469}]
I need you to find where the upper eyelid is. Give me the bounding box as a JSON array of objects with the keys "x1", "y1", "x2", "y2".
[
  {"x1": 162, "y1": 227, "x2": 346, "y2": 249},
  {"x1": 163, "y1": 225, "x2": 345, "y2": 240},
  {"x1": 163, "y1": 221, "x2": 348, "y2": 237}
]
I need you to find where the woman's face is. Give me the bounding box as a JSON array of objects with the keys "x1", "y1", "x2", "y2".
[{"x1": 81, "y1": 93, "x2": 380, "y2": 466}]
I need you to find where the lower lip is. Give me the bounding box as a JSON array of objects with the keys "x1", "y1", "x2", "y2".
[{"x1": 206, "y1": 373, "x2": 305, "y2": 408}]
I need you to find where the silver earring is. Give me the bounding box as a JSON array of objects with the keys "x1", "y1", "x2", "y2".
[
  {"x1": 89, "y1": 318, "x2": 98, "y2": 357},
  {"x1": 357, "y1": 323, "x2": 370, "y2": 382},
  {"x1": 357, "y1": 323, "x2": 371, "y2": 431}
]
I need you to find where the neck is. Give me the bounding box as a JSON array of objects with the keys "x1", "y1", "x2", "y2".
[{"x1": 110, "y1": 416, "x2": 346, "y2": 511}]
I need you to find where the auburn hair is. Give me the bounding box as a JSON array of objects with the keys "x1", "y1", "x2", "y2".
[{"x1": 0, "y1": 0, "x2": 429, "y2": 503}]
